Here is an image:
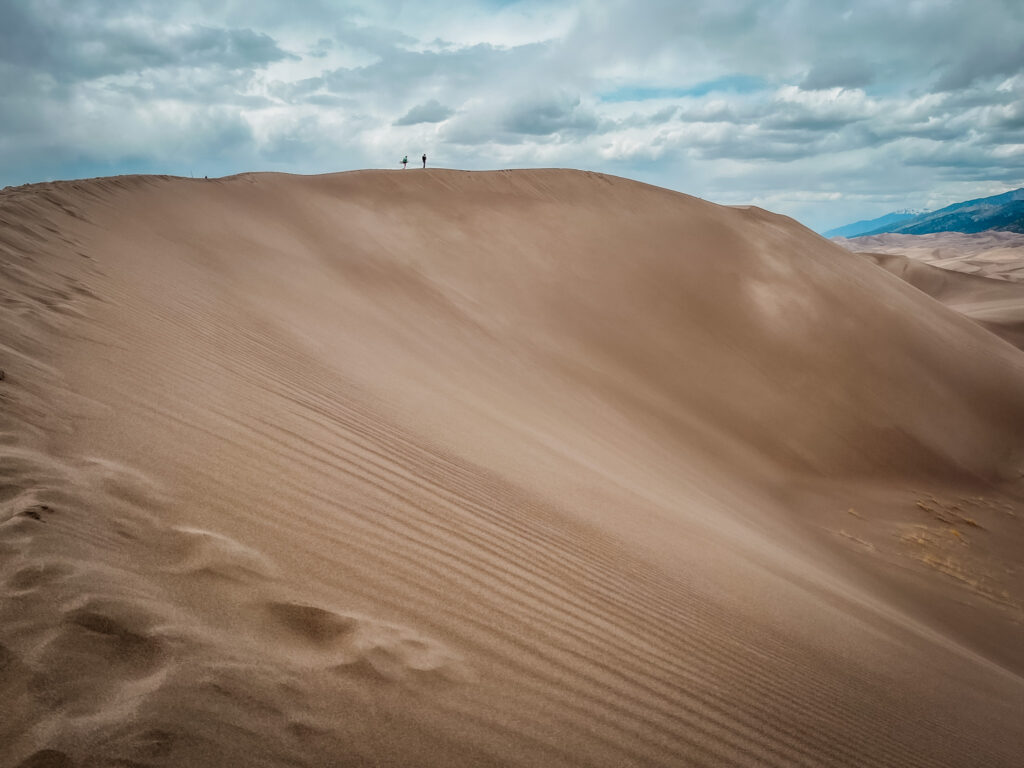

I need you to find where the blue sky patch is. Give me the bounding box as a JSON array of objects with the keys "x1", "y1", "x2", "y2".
[{"x1": 599, "y1": 76, "x2": 769, "y2": 103}]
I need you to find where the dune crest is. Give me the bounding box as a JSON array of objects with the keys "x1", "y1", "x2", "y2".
[{"x1": 2, "y1": 169, "x2": 1023, "y2": 767}]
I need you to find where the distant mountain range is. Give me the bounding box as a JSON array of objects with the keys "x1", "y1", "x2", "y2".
[
  {"x1": 824, "y1": 187, "x2": 1024, "y2": 238},
  {"x1": 823, "y1": 211, "x2": 922, "y2": 239}
]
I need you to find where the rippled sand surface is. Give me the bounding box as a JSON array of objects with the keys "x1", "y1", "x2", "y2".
[{"x1": 2, "y1": 170, "x2": 1023, "y2": 768}]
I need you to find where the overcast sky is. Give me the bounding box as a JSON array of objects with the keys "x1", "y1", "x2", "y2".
[{"x1": 2, "y1": 0, "x2": 1022, "y2": 231}]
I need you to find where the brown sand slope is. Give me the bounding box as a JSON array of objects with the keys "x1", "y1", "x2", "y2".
[
  {"x1": 2, "y1": 169, "x2": 1023, "y2": 768},
  {"x1": 860, "y1": 251, "x2": 1024, "y2": 351},
  {"x1": 837, "y1": 230, "x2": 1024, "y2": 281}
]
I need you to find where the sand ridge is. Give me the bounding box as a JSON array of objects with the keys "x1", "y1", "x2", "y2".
[
  {"x1": 2, "y1": 170, "x2": 1023, "y2": 767},
  {"x1": 836, "y1": 230, "x2": 1024, "y2": 281},
  {"x1": 857, "y1": 250, "x2": 1024, "y2": 350}
]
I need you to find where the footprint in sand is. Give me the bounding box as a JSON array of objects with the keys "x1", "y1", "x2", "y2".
[
  {"x1": 30, "y1": 597, "x2": 172, "y2": 713},
  {"x1": 14, "y1": 750, "x2": 75, "y2": 768},
  {"x1": 161, "y1": 526, "x2": 277, "y2": 581},
  {"x1": 0, "y1": 505, "x2": 56, "y2": 555},
  {"x1": 264, "y1": 600, "x2": 473, "y2": 684},
  {"x1": 266, "y1": 601, "x2": 359, "y2": 645},
  {"x1": 17, "y1": 504, "x2": 53, "y2": 522},
  {"x1": 5, "y1": 560, "x2": 75, "y2": 593}
]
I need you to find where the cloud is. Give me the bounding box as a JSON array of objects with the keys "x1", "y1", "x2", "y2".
[
  {"x1": 442, "y1": 92, "x2": 600, "y2": 145},
  {"x1": 0, "y1": 5, "x2": 295, "y2": 81},
  {"x1": 1, "y1": 0, "x2": 1023, "y2": 232},
  {"x1": 801, "y1": 59, "x2": 874, "y2": 90},
  {"x1": 500, "y1": 93, "x2": 598, "y2": 136},
  {"x1": 319, "y1": 41, "x2": 549, "y2": 95},
  {"x1": 933, "y1": 31, "x2": 1024, "y2": 91},
  {"x1": 761, "y1": 86, "x2": 874, "y2": 131},
  {"x1": 394, "y1": 99, "x2": 455, "y2": 125},
  {"x1": 307, "y1": 38, "x2": 334, "y2": 58}
]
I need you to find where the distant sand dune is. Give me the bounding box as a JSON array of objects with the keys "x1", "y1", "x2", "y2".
[
  {"x1": 837, "y1": 230, "x2": 1024, "y2": 281},
  {"x1": 859, "y1": 251, "x2": 1024, "y2": 351},
  {"x1": 2, "y1": 170, "x2": 1023, "y2": 767}
]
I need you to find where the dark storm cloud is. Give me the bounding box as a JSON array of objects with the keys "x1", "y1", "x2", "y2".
[
  {"x1": 441, "y1": 92, "x2": 599, "y2": 145},
  {"x1": 801, "y1": 59, "x2": 874, "y2": 91},
  {"x1": 394, "y1": 100, "x2": 455, "y2": 125},
  {"x1": 935, "y1": 42, "x2": 1024, "y2": 92},
  {"x1": 0, "y1": 4, "x2": 294, "y2": 81},
  {"x1": 500, "y1": 94, "x2": 598, "y2": 136}
]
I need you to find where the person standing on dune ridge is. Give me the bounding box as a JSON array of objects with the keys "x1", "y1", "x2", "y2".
[
  {"x1": 401, "y1": 155, "x2": 408, "y2": 169},
  {"x1": 422, "y1": 153, "x2": 427, "y2": 168}
]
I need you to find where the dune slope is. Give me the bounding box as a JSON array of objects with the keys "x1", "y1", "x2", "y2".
[
  {"x1": 2, "y1": 169, "x2": 1023, "y2": 768},
  {"x1": 860, "y1": 250, "x2": 1024, "y2": 350}
]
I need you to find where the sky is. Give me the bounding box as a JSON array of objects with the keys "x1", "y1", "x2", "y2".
[{"x1": 1, "y1": 0, "x2": 1023, "y2": 232}]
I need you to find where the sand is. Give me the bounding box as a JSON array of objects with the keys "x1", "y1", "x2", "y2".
[
  {"x1": 836, "y1": 230, "x2": 1024, "y2": 281},
  {"x1": 2, "y1": 169, "x2": 1023, "y2": 768},
  {"x1": 859, "y1": 251, "x2": 1024, "y2": 351}
]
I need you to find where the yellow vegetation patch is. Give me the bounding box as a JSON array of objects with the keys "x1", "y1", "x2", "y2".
[
  {"x1": 899, "y1": 524, "x2": 1019, "y2": 612},
  {"x1": 837, "y1": 529, "x2": 874, "y2": 550}
]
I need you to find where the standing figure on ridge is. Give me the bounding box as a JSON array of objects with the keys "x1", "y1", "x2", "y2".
[
  {"x1": 401, "y1": 155, "x2": 408, "y2": 169},
  {"x1": 422, "y1": 153, "x2": 427, "y2": 168}
]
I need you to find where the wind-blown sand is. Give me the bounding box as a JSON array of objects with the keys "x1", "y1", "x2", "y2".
[{"x1": 2, "y1": 169, "x2": 1023, "y2": 768}]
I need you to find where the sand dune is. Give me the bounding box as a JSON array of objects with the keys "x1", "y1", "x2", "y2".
[
  {"x1": 837, "y1": 230, "x2": 1024, "y2": 281},
  {"x1": 860, "y1": 251, "x2": 1024, "y2": 351},
  {"x1": 2, "y1": 169, "x2": 1023, "y2": 768}
]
